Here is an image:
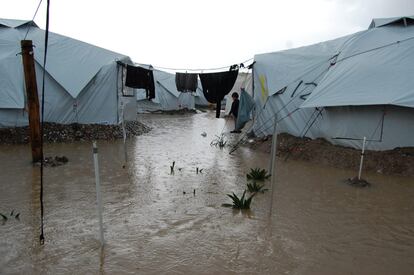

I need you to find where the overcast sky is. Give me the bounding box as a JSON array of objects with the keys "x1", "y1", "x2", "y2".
[{"x1": 2, "y1": 0, "x2": 414, "y2": 70}]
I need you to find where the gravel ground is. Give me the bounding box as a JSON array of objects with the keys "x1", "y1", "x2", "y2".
[{"x1": 0, "y1": 121, "x2": 151, "y2": 144}]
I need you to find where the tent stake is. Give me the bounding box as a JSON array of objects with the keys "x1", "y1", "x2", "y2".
[
  {"x1": 358, "y1": 136, "x2": 367, "y2": 180},
  {"x1": 93, "y1": 141, "x2": 104, "y2": 246}
]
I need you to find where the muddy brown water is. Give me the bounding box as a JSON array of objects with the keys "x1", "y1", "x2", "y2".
[{"x1": 1, "y1": 112, "x2": 414, "y2": 274}]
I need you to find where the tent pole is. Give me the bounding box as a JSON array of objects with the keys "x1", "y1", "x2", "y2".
[
  {"x1": 358, "y1": 136, "x2": 366, "y2": 180},
  {"x1": 20, "y1": 40, "x2": 42, "y2": 163},
  {"x1": 93, "y1": 141, "x2": 105, "y2": 246}
]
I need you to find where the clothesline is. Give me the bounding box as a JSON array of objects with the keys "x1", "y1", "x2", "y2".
[{"x1": 132, "y1": 57, "x2": 254, "y2": 73}]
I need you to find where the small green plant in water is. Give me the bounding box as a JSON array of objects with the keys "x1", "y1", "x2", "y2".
[
  {"x1": 210, "y1": 134, "x2": 227, "y2": 149},
  {"x1": 222, "y1": 191, "x2": 254, "y2": 209},
  {"x1": 246, "y1": 168, "x2": 271, "y2": 181},
  {"x1": 247, "y1": 181, "x2": 268, "y2": 193}
]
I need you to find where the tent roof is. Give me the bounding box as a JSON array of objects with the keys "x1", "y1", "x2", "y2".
[
  {"x1": 254, "y1": 34, "x2": 353, "y2": 97},
  {"x1": 369, "y1": 16, "x2": 414, "y2": 29},
  {"x1": 0, "y1": 18, "x2": 129, "y2": 109},
  {"x1": 255, "y1": 16, "x2": 414, "y2": 109},
  {"x1": 302, "y1": 18, "x2": 414, "y2": 108},
  {"x1": 0, "y1": 18, "x2": 37, "y2": 28}
]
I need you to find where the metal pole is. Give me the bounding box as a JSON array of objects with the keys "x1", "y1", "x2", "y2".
[
  {"x1": 358, "y1": 136, "x2": 366, "y2": 180},
  {"x1": 121, "y1": 110, "x2": 128, "y2": 166},
  {"x1": 269, "y1": 116, "x2": 278, "y2": 175},
  {"x1": 93, "y1": 141, "x2": 104, "y2": 246},
  {"x1": 269, "y1": 116, "x2": 278, "y2": 217}
]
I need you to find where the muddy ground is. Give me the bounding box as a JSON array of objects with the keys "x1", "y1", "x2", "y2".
[
  {"x1": 0, "y1": 121, "x2": 151, "y2": 144},
  {"x1": 1, "y1": 115, "x2": 412, "y2": 177},
  {"x1": 244, "y1": 133, "x2": 414, "y2": 177}
]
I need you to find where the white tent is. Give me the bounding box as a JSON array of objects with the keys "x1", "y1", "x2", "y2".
[
  {"x1": 0, "y1": 18, "x2": 136, "y2": 127},
  {"x1": 252, "y1": 16, "x2": 414, "y2": 150},
  {"x1": 135, "y1": 68, "x2": 208, "y2": 113},
  {"x1": 224, "y1": 72, "x2": 253, "y2": 114}
]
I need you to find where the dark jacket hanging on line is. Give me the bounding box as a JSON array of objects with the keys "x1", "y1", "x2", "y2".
[
  {"x1": 199, "y1": 68, "x2": 239, "y2": 118},
  {"x1": 175, "y1": 73, "x2": 198, "y2": 92},
  {"x1": 125, "y1": 65, "x2": 155, "y2": 100}
]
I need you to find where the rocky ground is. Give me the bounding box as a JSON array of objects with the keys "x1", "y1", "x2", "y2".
[
  {"x1": 243, "y1": 133, "x2": 414, "y2": 177},
  {"x1": 0, "y1": 121, "x2": 151, "y2": 144}
]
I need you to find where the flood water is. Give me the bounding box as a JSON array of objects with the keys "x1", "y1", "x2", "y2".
[{"x1": 1, "y1": 111, "x2": 414, "y2": 274}]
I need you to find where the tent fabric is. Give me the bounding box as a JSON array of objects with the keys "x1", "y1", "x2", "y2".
[
  {"x1": 0, "y1": 19, "x2": 37, "y2": 28},
  {"x1": 302, "y1": 25, "x2": 414, "y2": 108},
  {"x1": 28, "y1": 27, "x2": 127, "y2": 99},
  {"x1": 236, "y1": 88, "x2": 255, "y2": 130},
  {"x1": 252, "y1": 16, "x2": 414, "y2": 150},
  {"x1": 0, "y1": 18, "x2": 135, "y2": 127},
  {"x1": 254, "y1": 34, "x2": 352, "y2": 99},
  {"x1": 136, "y1": 68, "x2": 208, "y2": 112},
  {"x1": 224, "y1": 72, "x2": 252, "y2": 114},
  {"x1": 369, "y1": 16, "x2": 414, "y2": 29}
]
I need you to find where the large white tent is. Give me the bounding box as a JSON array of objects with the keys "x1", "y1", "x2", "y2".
[
  {"x1": 252, "y1": 16, "x2": 414, "y2": 150},
  {"x1": 0, "y1": 18, "x2": 136, "y2": 127},
  {"x1": 135, "y1": 67, "x2": 208, "y2": 113}
]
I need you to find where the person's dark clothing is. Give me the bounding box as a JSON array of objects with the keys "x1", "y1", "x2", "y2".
[
  {"x1": 199, "y1": 68, "x2": 238, "y2": 118},
  {"x1": 175, "y1": 73, "x2": 198, "y2": 92},
  {"x1": 125, "y1": 65, "x2": 155, "y2": 99},
  {"x1": 229, "y1": 98, "x2": 239, "y2": 118}
]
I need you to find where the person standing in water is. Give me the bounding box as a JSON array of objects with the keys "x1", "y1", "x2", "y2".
[{"x1": 228, "y1": 92, "x2": 241, "y2": 133}]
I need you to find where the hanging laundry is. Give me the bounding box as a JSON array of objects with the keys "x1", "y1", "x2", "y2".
[
  {"x1": 125, "y1": 65, "x2": 155, "y2": 99},
  {"x1": 175, "y1": 73, "x2": 198, "y2": 92},
  {"x1": 199, "y1": 67, "x2": 239, "y2": 118}
]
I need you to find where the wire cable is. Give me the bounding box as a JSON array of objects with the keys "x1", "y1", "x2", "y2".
[
  {"x1": 39, "y1": 0, "x2": 50, "y2": 246},
  {"x1": 23, "y1": 0, "x2": 43, "y2": 40},
  {"x1": 135, "y1": 58, "x2": 254, "y2": 73}
]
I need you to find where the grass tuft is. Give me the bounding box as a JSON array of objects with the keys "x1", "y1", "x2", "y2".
[
  {"x1": 223, "y1": 191, "x2": 254, "y2": 209},
  {"x1": 246, "y1": 168, "x2": 271, "y2": 181},
  {"x1": 246, "y1": 181, "x2": 268, "y2": 193}
]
